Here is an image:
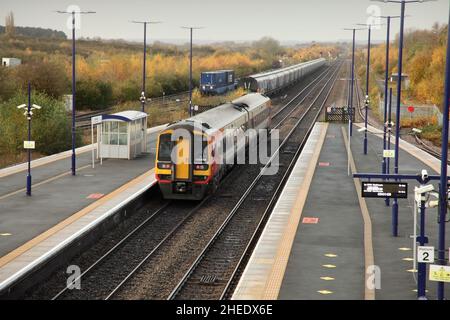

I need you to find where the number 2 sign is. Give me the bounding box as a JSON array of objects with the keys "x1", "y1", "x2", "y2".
[{"x1": 418, "y1": 246, "x2": 435, "y2": 263}]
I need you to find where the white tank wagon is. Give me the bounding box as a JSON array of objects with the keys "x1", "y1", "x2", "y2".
[{"x1": 239, "y1": 58, "x2": 326, "y2": 94}]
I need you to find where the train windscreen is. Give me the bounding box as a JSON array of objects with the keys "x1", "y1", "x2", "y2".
[{"x1": 158, "y1": 134, "x2": 172, "y2": 162}]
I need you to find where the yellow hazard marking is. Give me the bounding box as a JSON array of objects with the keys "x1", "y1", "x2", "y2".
[
  {"x1": 324, "y1": 253, "x2": 338, "y2": 258},
  {"x1": 399, "y1": 247, "x2": 412, "y2": 251},
  {"x1": 322, "y1": 264, "x2": 336, "y2": 269},
  {"x1": 317, "y1": 290, "x2": 333, "y2": 295},
  {"x1": 320, "y1": 277, "x2": 335, "y2": 281},
  {"x1": 402, "y1": 258, "x2": 414, "y2": 262},
  {"x1": 0, "y1": 233, "x2": 12, "y2": 236},
  {"x1": 407, "y1": 269, "x2": 418, "y2": 273},
  {"x1": 429, "y1": 265, "x2": 450, "y2": 282}
]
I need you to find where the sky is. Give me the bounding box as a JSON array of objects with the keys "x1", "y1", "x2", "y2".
[{"x1": 0, "y1": 0, "x2": 448, "y2": 44}]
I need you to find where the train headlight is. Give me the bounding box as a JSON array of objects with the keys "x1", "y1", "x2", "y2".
[
  {"x1": 194, "y1": 164, "x2": 209, "y2": 171},
  {"x1": 157, "y1": 162, "x2": 172, "y2": 169}
]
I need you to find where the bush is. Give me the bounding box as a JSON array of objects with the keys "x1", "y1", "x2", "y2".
[
  {"x1": 14, "y1": 60, "x2": 69, "y2": 98},
  {"x1": 115, "y1": 80, "x2": 140, "y2": 103},
  {"x1": 76, "y1": 80, "x2": 113, "y2": 110},
  {"x1": 0, "y1": 67, "x2": 17, "y2": 101},
  {"x1": 0, "y1": 91, "x2": 80, "y2": 156}
]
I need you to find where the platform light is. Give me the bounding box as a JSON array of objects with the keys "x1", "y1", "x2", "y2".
[
  {"x1": 56, "y1": 9, "x2": 95, "y2": 176},
  {"x1": 181, "y1": 26, "x2": 205, "y2": 117},
  {"x1": 371, "y1": 0, "x2": 439, "y2": 299},
  {"x1": 131, "y1": 20, "x2": 162, "y2": 113}
]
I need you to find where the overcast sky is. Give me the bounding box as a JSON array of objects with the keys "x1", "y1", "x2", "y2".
[{"x1": 0, "y1": 0, "x2": 448, "y2": 43}]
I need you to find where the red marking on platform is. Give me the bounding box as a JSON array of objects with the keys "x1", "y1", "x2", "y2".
[
  {"x1": 87, "y1": 193, "x2": 104, "y2": 199},
  {"x1": 318, "y1": 162, "x2": 330, "y2": 167},
  {"x1": 302, "y1": 217, "x2": 319, "y2": 224},
  {"x1": 407, "y1": 106, "x2": 415, "y2": 113}
]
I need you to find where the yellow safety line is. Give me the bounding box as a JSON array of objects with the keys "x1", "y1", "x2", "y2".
[
  {"x1": 262, "y1": 123, "x2": 328, "y2": 299},
  {"x1": 0, "y1": 169, "x2": 155, "y2": 268},
  {"x1": 341, "y1": 126, "x2": 375, "y2": 300},
  {"x1": 0, "y1": 165, "x2": 91, "y2": 201}
]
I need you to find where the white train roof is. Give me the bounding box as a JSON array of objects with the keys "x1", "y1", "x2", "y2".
[{"x1": 166, "y1": 93, "x2": 270, "y2": 132}]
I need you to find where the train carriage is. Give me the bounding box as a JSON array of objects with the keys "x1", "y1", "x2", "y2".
[
  {"x1": 239, "y1": 58, "x2": 326, "y2": 94},
  {"x1": 155, "y1": 93, "x2": 271, "y2": 200}
]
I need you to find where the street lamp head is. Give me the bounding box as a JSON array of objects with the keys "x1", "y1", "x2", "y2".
[
  {"x1": 17, "y1": 104, "x2": 27, "y2": 109},
  {"x1": 31, "y1": 104, "x2": 42, "y2": 110},
  {"x1": 131, "y1": 20, "x2": 163, "y2": 25},
  {"x1": 55, "y1": 10, "x2": 96, "y2": 14},
  {"x1": 181, "y1": 26, "x2": 205, "y2": 30},
  {"x1": 370, "y1": 0, "x2": 436, "y2": 3}
]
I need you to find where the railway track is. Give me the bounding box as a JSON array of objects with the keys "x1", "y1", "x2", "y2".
[
  {"x1": 74, "y1": 91, "x2": 190, "y2": 129},
  {"x1": 26, "y1": 60, "x2": 341, "y2": 300},
  {"x1": 270, "y1": 63, "x2": 338, "y2": 127},
  {"x1": 166, "y1": 60, "x2": 343, "y2": 300},
  {"x1": 51, "y1": 200, "x2": 201, "y2": 300}
]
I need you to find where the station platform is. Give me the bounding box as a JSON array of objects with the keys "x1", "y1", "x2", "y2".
[
  {"x1": 233, "y1": 122, "x2": 450, "y2": 300},
  {"x1": 0, "y1": 125, "x2": 165, "y2": 293}
]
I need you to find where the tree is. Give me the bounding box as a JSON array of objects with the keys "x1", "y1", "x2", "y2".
[
  {"x1": 252, "y1": 37, "x2": 282, "y2": 65},
  {"x1": 0, "y1": 91, "x2": 78, "y2": 157},
  {"x1": 76, "y1": 80, "x2": 113, "y2": 110},
  {"x1": 5, "y1": 11, "x2": 15, "y2": 36},
  {"x1": 14, "y1": 60, "x2": 70, "y2": 98}
]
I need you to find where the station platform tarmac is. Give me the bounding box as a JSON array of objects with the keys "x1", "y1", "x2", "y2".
[
  {"x1": 233, "y1": 122, "x2": 450, "y2": 300},
  {"x1": 0, "y1": 126, "x2": 163, "y2": 293}
]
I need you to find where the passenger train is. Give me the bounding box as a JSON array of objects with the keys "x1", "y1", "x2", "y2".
[
  {"x1": 155, "y1": 57, "x2": 328, "y2": 200},
  {"x1": 155, "y1": 93, "x2": 271, "y2": 200}
]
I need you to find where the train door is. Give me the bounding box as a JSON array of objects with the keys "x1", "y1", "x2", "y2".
[{"x1": 174, "y1": 136, "x2": 190, "y2": 180}]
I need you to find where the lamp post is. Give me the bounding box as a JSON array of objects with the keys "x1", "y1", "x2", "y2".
[
  {"x1": 375, "y1": 15, "x2": 401, "y2": 178},
  {"x1": 56, "y1": 9, "x2": 95, "y2": 176},
  {"x1": 437, "y1": 2, "x2": 450, "y2": 301},
  {"x1": 344, "y1": 28, "x2": 365, "y2": 137},
  {"x1": 17, "y1": 83, "x2": 42, "y2": 196},
  {"x1": 181, "y1": 26, "x2": 203, "y2": 117},
  {"x1": 372, "y1": 0, "x2": 434, "y2": 238},
  {"x1": 131, "y1": 20, "x2": 161, "y2": 113},
  {"x1": 357, "y1": 23, "x2": 383, "y2": 155}
]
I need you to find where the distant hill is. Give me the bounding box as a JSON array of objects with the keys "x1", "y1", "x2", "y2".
[{"x1": 0, "y1": 25, "x2": 66, "y2": 39}]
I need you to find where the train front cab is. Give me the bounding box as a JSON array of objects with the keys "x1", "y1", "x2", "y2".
[{"x1": 155, "y1": 129, "x2": 214, "y2": 200}]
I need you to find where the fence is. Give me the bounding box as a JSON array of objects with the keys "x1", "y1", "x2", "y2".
[
  {"x1": 325, "y1": 107, "x2": 355, "y2": 122},
  {"x1": 378, "y1": 100, "x2": 442, "y2": 124}
]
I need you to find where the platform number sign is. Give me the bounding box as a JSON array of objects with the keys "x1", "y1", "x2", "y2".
[{"x1": 418, "y1": 246, "x2": 435, "y2": 263}]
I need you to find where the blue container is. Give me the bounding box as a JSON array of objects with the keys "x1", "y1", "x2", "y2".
[{"x1": 200, "y1": 70, "x2": 236, "y2": 95}]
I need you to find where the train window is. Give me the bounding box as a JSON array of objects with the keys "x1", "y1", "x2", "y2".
[{"x1": 158, "y1": 134, "x2": 172, "y2": 162}]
